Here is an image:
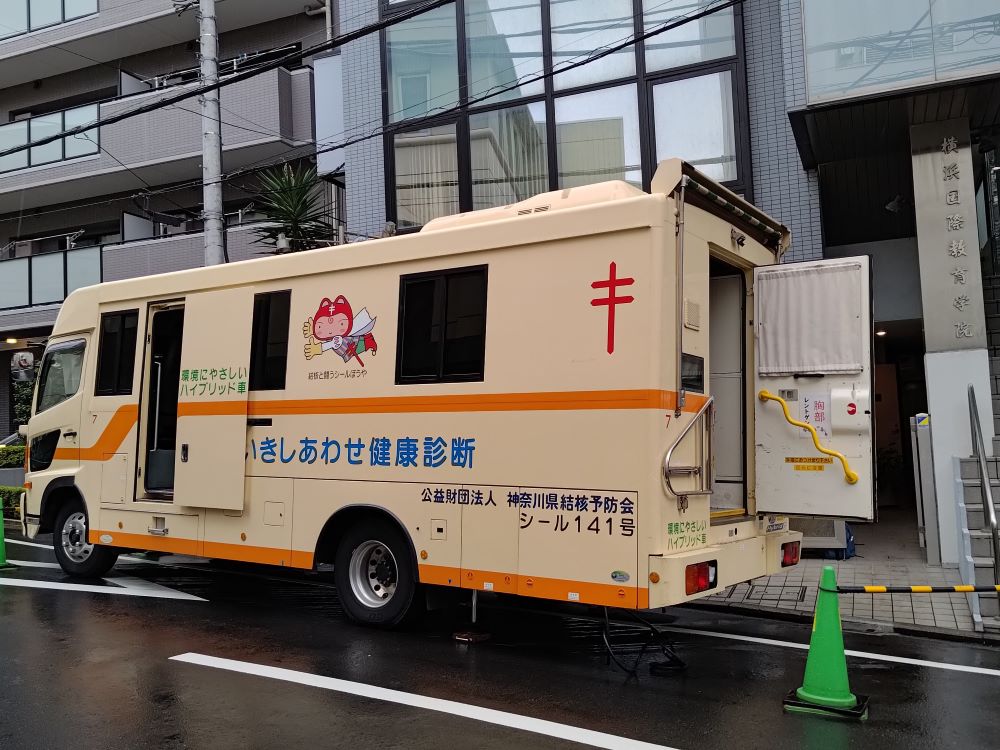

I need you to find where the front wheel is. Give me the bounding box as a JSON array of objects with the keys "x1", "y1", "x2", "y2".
[
  {"x1": 334, "y1": 519, "x2": 419, "y2": 627},
  {"x1": 53, "y1": 503, "x2": 119, "y2": 578}
]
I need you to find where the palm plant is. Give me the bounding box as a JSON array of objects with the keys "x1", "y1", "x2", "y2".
[{"x1": 252, "y1": 163, "x2": 332, "y2": 252}]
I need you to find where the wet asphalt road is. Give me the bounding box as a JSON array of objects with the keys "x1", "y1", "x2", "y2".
[{"x1": 1, "y1": 532, "x2": 998, "y2": 750}]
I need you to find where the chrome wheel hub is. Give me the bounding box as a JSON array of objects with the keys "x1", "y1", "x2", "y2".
[
  {"x1": 348, "y1": 540, "x2": 398, "y2": 609},
  {"x1": 61, "y1": 512, "x2": 93, "y2": 564}
]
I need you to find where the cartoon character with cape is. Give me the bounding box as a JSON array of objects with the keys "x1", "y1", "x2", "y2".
[{"x1": 303, "y1": 295, "x2": 377, "y2": 366}]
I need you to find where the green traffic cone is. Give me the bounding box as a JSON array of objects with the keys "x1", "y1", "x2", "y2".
[{"x1": 783, "y1": 565, "x2": 868, "y2": 720}]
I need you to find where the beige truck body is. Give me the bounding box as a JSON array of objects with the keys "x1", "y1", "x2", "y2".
[{"x1": 21, "y1": 160, "x2": 875, "y2": 611}]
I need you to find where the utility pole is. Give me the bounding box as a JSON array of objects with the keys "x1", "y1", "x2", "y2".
[{"x1": 198, "y1": 0, "x2": 226, "y2": 265}]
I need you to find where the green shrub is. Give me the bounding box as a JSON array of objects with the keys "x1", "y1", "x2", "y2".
[
  {"x1": 0, "y1": 446, "x2": 25, "y2": 469},
  {"x1": 0, "y1": 486, "x2": 21, "y2": 520}
]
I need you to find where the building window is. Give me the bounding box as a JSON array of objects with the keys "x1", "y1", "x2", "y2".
[
  {"x1": 393, "y1": 123, "x2": 459, "y2": 229},
  {"x1": 383, "y1": 0, "x2": 749, "y2": 224},
  {"x1": 550, "y1": 0, "x2": 636, "y2": 90},
  {"x1": 0, "y1": 103, "x2": 99, "y2": 175},
  {"x1": 643, "y1": 0, "x2": 735, "y2": 73},
  {"x1": 470, "y1": 103, "x2": 548, "y2": 210},
  {"x1": 0, "y1": 0, "x2": 98, "y2": 41},
  {"x1": 385, "y1": 3, "x2": 459, "y2": 122},
  {"x1": 555, "y1": 84, "x2": 641, "y2": 188},
  {"x1": 396, "y1": 266, "x2": 488, "y2": 384},
  {"x1": 652, "y1": 70, "x2": 737, "y2": 182},
  {"x1": 249, "y1": 291, "x2": 291, "y2": 391},
  {"x1": 95, "y1": 310, "x2": 139, "y2": 396},
  {"x1": 466, "y1": 0, "x2": 544, "y2": 104}
]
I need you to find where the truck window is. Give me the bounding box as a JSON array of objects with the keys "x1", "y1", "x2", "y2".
[
  {"x1": 35, "y1": 339, "x2": 86, "y2": 414},
  {"x1": 95, "y1": 310, "x2": 139, "y2": 395},
  {"x1": 396, "y1": 266, "x2": 487, "y2": 383},
  {"x1": 249, "y1": 290, "x2": 291, "y2": 390}
]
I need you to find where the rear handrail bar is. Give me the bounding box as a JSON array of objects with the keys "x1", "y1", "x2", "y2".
[
  {"x1": 663, "y1": 396, "x2": 714, "y2": 510},
  {"x1": 758, "y1": 390, "x2": 858, "y2": 485},
  {"x1": 967, "y1": 384, "x2": 1000, "y2": 586}
]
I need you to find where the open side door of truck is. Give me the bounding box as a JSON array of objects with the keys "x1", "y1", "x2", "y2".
[
  {"x1": 753, "y1": 257, "x2": 875, "y2": 521},
  {"x1": 173, "y1": 288, "x2": 253, "y2": 511}
]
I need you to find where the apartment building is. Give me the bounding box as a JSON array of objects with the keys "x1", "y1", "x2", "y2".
[{"x1": 0, "y1": 0, "x2": 331, "y2": 431}]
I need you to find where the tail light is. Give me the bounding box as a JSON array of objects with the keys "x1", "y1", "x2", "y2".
[
  {"x1": 685, "y1": 560, "x2": 718, "y2": 595},
  {"x1": 781, "y1": 541, "x2": 801, "y2": 567}
]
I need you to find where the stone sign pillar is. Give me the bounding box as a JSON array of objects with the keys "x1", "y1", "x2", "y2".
[{"x1": 911, "y1": 118, "x2": 993, "y2": 565}]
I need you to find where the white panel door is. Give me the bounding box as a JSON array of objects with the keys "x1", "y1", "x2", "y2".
[
  {"x1": 173, "y1": 288, "x2": 254, "y2": 511},
  {"x1": 754, "y1": 257, "x2": 875, "y2": 520}
]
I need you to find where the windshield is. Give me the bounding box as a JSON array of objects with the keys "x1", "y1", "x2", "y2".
[{"x1": 35, "y1": 339, "x2": 86, "y2": 415}]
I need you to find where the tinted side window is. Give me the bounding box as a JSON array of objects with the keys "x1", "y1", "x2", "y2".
[
  {"x1": 95, "y1": 311, "x2": 138, "y2": 396},
  {"x1": 249, "y1": 291, "x2": 291, "y2": 391},
  {"x1": 397, "y1": 266, "x2": 487, "y2": 383}
]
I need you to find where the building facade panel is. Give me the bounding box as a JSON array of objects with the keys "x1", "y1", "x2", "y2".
[{"x1": 743, "y1": 0, "x2": 822, "y2": 262}]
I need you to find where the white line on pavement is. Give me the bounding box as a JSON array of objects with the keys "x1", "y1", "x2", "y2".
[
  {"x1": 4, "y1": 539, "x2": 49, "y2": 549},
  {"x1": 0, "y1": 575, "x2": 205, "y2": 601},
  {"x1": 660, "y1": 626, "x2": 1000, "y2": 678},
  {"x1": 170, "y1": 653, "x2": 680, "y2": 750},
  {"x1": 6, "y1": 559, "x2": 60, "y2": 569}
]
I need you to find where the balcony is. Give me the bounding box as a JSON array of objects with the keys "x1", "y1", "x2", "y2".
[
  {"x1": 0, "y1": 223, "x2": 285, "y2": 335},
  {"x1": 0, "y1": 0, "x2": 308, "y2": 89},
  {"x1": 0, "y1": 66, "x2": 314, "y2": 215}
]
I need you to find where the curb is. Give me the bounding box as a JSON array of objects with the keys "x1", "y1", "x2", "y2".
[{"x1": 686, "y1": 599, "x2": 1000, "y2": 645}]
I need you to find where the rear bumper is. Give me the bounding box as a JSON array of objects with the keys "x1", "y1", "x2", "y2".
[{"x1": 646, "y1": 529, "x2": 802, "y2": 608}]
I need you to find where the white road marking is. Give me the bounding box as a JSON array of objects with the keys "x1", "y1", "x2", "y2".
[
  {"x1": 5, "y1": 538, "x2": 49, "y2": 549},
  {"x1": 0, "y1": 575, "x2": 205, "y2": 601},
  {"x1": 660, "y1": 626, "x2": 1000, "y2": 678},
  {"x1": 6, "y1": 559, "x2": 60, "y2": 569},
  {"x1": 171, "y1": 653, "x2": 680, "y2": 750}
]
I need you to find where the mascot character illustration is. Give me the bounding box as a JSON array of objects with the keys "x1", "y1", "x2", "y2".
[{"x1": 303, "y1": 295, "x2": 377, "y2": 365}]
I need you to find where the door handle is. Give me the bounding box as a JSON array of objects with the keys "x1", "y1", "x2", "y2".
[
  {"x1": 147, "y1": 527, "x2": 169, "y2": 537},
  {"x1": 247, "y1": 418, "x2": 272, "y2": 427},
  {"x1": 181, "y1": 444, "x2": 189, "y2": 463},
  {"x1": 62, "y1": 430, "x2": 77, "y2": 439}
]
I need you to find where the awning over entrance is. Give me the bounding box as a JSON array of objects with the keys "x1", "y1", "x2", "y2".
[
  {"x1": 789, "y1": 75, "x2": 1000, "y2": 170},
  {"x1": 787, "y1": 75, "x2": 1000, "y2": 248}
]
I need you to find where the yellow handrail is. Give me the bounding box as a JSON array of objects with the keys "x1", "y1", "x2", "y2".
[{"x1": 758, "y1": 390, "x2": 859, "y2": 485}]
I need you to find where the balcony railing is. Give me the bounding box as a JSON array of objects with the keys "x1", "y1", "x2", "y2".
[
  {"x1": 0, "y1": 220, "x2": 289, "y2": 310},
  {"x1": 0, "y1": 103, "x2": 99, "y2": 174},
  {"x1": 0, "y1": 0, "x2": 98, "y2": 41},
  {"x1": 0, "y1": 246, "x2": 101, "y2": 310}
]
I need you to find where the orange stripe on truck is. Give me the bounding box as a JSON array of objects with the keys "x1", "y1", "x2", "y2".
[
  {"x1": 419, "y1": 564, "x2": 645, "y2": 609},
  {"x1": 54, "y1": 404, "x2": 139, "y2": 461},
  {"x1": 88, "y1": 528, "x2": 314, "y2": 568},
  {"x1": 61, "y1": 389, "x2": 706, "y2": 462}
]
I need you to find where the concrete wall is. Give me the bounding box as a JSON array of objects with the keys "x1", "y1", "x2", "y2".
[
  {"x1": 743, "y1": 0, "x2": 824, "y2": 262},
  {"x1": 826, "y1": 239, "x2": 923, "y2": 322}
]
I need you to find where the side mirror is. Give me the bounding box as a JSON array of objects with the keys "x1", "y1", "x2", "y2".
[
  {"x1": 17, "y1": 425, "x2": 27, "y2": 438},
  {"x1": 10, "y1": 350, "x2": 36, "y2": 383}
]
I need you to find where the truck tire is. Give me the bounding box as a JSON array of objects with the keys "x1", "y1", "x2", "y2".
[
  {"x1": 334, "y1": 518, "x2": 418, "y2": 627},
  {"x1": 52, "y1": 502, "x2": 119, "y2": 578}
]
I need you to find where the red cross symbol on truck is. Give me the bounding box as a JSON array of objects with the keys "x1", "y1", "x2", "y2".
[{"x1": 591, "y1": 261, "x2": 635, "y2": 354}]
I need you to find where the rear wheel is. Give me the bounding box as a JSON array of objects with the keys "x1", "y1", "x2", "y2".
[
  {"x1": 334, "y1": 518, "x2": 418, "y2": 627},
  {"x1": 52, "y1": 503, "x2": 119, "y2": 578}
]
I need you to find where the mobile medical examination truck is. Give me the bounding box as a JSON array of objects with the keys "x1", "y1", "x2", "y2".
[{"x1": 19, "y1": 160, "x2": 875, "y2": 626}]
